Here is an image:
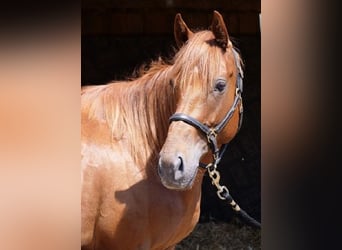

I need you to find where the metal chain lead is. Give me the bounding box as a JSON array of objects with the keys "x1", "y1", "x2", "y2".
[
  {"x1": 206, "y1": 162, "x2": 241, "y2": 211},
  {"x1": 204, "y1": 148, "x2": 261, "y2": 228}
]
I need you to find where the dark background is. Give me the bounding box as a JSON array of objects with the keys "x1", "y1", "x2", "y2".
[{"x1": 82, "y1": 0, "x2": 261, "y2": 222}]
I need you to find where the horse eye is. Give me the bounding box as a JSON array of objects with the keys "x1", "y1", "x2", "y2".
[{"x1": 214, "y1": 79, "x2": 227, "y2": 93}]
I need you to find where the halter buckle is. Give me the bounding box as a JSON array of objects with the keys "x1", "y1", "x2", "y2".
[{"x1": 206, "y1": 129, "x2": 217, "y2": 143}]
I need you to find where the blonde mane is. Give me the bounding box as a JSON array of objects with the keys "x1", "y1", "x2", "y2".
[{"x1": 81, "y1": 30, "x2": 241, "y2": 166}]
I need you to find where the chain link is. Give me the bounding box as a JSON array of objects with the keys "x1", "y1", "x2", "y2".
[{"x1": 217, "y1": 186, "x2": 229, "y2": 200}]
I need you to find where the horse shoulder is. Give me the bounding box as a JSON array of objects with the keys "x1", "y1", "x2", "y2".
[{"x1": 81, "y1": 141, "x2": 129, "y2": 247}]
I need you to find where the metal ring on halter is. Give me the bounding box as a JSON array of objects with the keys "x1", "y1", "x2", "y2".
[{"x1": 235, "y1": 87, "x2": 241, "y2": 97}]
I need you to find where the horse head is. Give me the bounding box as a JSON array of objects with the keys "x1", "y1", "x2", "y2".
[{"x1": 158, "y1": 11, "x2": 243, "y2": 190}]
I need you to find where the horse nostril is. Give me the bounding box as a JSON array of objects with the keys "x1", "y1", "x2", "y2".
[
  {"x1": 177, "y1": 156, "x2": 184, "y2": 172},
  {"x1": 158, "y1": 155, "x2": 185, "y2": 182},
  {"x1": 173, "y1": 156, "x2": 185, "y2": 181}
]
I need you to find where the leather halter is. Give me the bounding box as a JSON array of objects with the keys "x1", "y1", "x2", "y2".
[
  {"x1": 168, "y1": 50, "x2": 261, "y2": 229},
  {"x1": 169, "y1": 49, "x2": 244, "y2": 169}
]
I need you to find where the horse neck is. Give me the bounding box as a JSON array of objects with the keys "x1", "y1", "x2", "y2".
[{"x1": 114, "y1": 65, "x2": 176, "y2": 166}]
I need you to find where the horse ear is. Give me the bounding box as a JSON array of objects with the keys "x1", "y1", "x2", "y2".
[
  {"x1": 174, "y1": 13, "x2": 193, "y2": 48},
  {"x1": 211, "y1": 10, "x2": 229, "y2": 49}
]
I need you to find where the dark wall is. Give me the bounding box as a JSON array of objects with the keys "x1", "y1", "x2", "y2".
[{"x1": 82, "y1": 0, "x2": 260, "y2": 222}]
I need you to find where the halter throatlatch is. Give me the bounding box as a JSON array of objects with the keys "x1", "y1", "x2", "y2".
[{"x1": 169, "y1": 49, "x2": 261, "y2": 229}]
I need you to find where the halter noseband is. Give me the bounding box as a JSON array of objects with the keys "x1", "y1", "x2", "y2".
[{"x1": 169, "y1": 49, "x2": 244, "y2": 169}]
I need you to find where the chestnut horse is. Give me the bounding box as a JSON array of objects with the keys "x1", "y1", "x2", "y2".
[{"x1": 82, "y1": 11, "x2": 243, "y2": 250}]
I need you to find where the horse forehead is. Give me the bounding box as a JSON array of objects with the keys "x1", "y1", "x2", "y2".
[
  {"x1": 191, "y1": 52, "x2": 234, "y2": 79},
  {"x1": 220, "y1": 58, "x2": 230, "y2": 73},
  {"x1": 210, "y1": 54, "x2": 233, "y2": 77},
  {"x1": 225, "y1": 50, "x2": 237, "y2": 74},
  {"x1": 214, "y1": 47, "x2": 236, "y2": 72}
]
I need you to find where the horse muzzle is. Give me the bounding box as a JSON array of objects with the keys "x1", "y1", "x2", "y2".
[{"x1": 158, "y1": 153, "x2": 198, "y2": 190}]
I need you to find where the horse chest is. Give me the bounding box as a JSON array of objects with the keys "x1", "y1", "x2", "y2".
[
  {"x1": 120, "y1": 180, "x2": 201, "y2": 247},
  {"x1": 101, "y1": 178, "x2": 201, "y2": 249},
  {"x1": 148, "y1": 186, "x2": 201, "y2": 240}
]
